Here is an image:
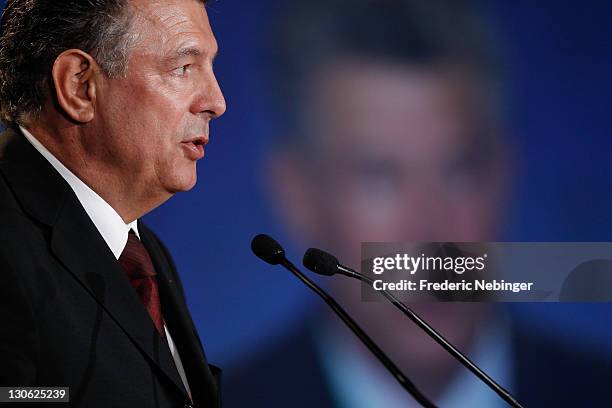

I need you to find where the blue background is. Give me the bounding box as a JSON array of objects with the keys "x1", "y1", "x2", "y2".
[
  {"x1": 145, "y1": 0, "x2": 612, "y2": 367},
  {"x1": 2, "y1": 0, "x2": 610, "y2": 369}
]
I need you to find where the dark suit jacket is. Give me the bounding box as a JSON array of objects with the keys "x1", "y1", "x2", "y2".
[
  {"x1": 225, "y1": 318, "x2": 612, "y2": 407},
  {"x1": 0, "y1": 128, "x2": 221, "y2": 408}
]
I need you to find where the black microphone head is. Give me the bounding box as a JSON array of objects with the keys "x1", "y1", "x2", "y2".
[
  {"x1": 251, "y1": 234, "x2": 286, "y2": 265},
  {"x1": 303, "y1": 248, "x2": 339, "y2": 276}
]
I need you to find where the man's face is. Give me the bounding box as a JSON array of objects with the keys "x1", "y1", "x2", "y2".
[
  {"x1": 273, "y1": 60, "x2": 508, "y2": 377},
  {"x1": 303, "y1": 60, "x2": 506, "y2": 262},
  {"x1": 93, "y1": 0, "x2": 225, "y2": 197}
]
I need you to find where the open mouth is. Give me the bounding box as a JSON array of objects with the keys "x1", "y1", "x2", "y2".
[{"x1": 181, "y1": 137, "x2": 207, "y2": 159}]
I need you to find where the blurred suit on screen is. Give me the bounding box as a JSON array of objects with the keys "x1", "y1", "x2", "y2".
[{"x1": 0, "y1": 0, "x2": 226, "y2": 407}]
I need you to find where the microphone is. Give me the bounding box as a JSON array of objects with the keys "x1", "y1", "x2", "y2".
[
  {"x1": 303, "y1": 248, "x2": 524, "y2": 408},
  {"x1": 251, "y1": 233, "x2": 286, "y2": 265},
  {"x1": 251, "y1": 234, "x2": 437, "y2": 408}
]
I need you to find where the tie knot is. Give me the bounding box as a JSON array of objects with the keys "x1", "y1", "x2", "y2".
[{"x1": 119, "y1": 230, "x2": 157, "y2": 279}]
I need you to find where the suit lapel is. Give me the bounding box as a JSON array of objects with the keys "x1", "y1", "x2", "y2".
[
  {"x1": 0, "y1": 128, "x2": 189, "y2": 399},
  {"x1": 50, "y1": 198, "x2": 189, "y2": 398},
  {"x1": 139, "y1": 223, "x2": 220, "y2": 408}
]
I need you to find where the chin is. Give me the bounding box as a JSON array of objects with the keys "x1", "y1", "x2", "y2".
[
  {"x1": 167, "y1": 170, "x2": 198, "y2": 193},
  {"x1": 180, "y1": 175, "x2": 198, "y2": 192}
]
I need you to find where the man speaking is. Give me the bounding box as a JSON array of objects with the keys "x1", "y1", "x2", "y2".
[{"x1": 0, "y1": 0, "x2": 225, "y2": 407}]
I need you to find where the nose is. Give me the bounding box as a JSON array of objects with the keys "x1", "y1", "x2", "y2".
[{"x1": 192, "y1": 70, "x2": 227, "y2": 119}]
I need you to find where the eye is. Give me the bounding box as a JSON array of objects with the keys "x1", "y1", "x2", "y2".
[{"x1": 172, "y1": 64, "x2": 192, "y2": 76}]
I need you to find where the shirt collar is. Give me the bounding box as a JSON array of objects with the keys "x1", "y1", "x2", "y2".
[
  {"x1": 20, "y1": 125, "x2": 139, "y2": 259},
  {"x1": 315, "y1": 311, "x2": 514, "y2": 408}
]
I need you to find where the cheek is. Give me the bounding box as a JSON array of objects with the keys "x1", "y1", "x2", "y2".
[
  {"x1": 120, "y1": 79, "x2": 187, "y2": 135},
  {"x1": 132, "y1": 108, "x2": 186, "y2": 157},
  {"x1": 450, "y1": 196, "x2": 499, "y2": 239}
]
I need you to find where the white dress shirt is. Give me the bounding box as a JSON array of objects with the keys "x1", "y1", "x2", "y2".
[{"x1": 20, "y1": 126, "x2": 192, "y2": 396}]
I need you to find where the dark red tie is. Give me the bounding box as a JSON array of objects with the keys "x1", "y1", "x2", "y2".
[{"x1": 118, "y1": 230, "x2": 165, "y2": 337}]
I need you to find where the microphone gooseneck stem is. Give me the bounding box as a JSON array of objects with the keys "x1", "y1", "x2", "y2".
[
  {"x1": 281, "y1": 259, "x2": 437, "y2": 408},
  {"x1": 338, "y1": 265, "x2": 525, "y2": 408}
]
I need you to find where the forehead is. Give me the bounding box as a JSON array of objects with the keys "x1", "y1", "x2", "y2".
[
  {"x1": 311, "y1": 59, "x2": 485, "y2": 158},
  {"x1": 129, "y1": 0, "x2": 216, "y2": 55}
]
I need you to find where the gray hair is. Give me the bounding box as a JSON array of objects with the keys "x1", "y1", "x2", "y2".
[{"x1": 0, "y1": 0, "x2": 137, "y2": 125}]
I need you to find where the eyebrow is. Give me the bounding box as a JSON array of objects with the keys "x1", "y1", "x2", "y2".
[{"x1": 168, "y1": 46, "x2": 219, "y2": 63}]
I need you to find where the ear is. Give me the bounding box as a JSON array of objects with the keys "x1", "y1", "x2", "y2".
[
  {"x1": 486, "y1": 130, "x2": 515, "y2": 236},
  {"x1": 266, "y1": 147, "x2": 321, "y2": 243},
  {"x1": 486, "y1": 129, "x2": 513, "y2": 194},
  {"x1": 51, "y1": 49, "x2": 99, "y2": 123}
]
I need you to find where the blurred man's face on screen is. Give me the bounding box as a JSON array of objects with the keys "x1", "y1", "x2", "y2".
[
  {"x1": 272, "y1": 59, "x2": 508, "y2": 381},
  {"x1": 299, "y1": 59, "x2": 506, "y2": 261}
]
